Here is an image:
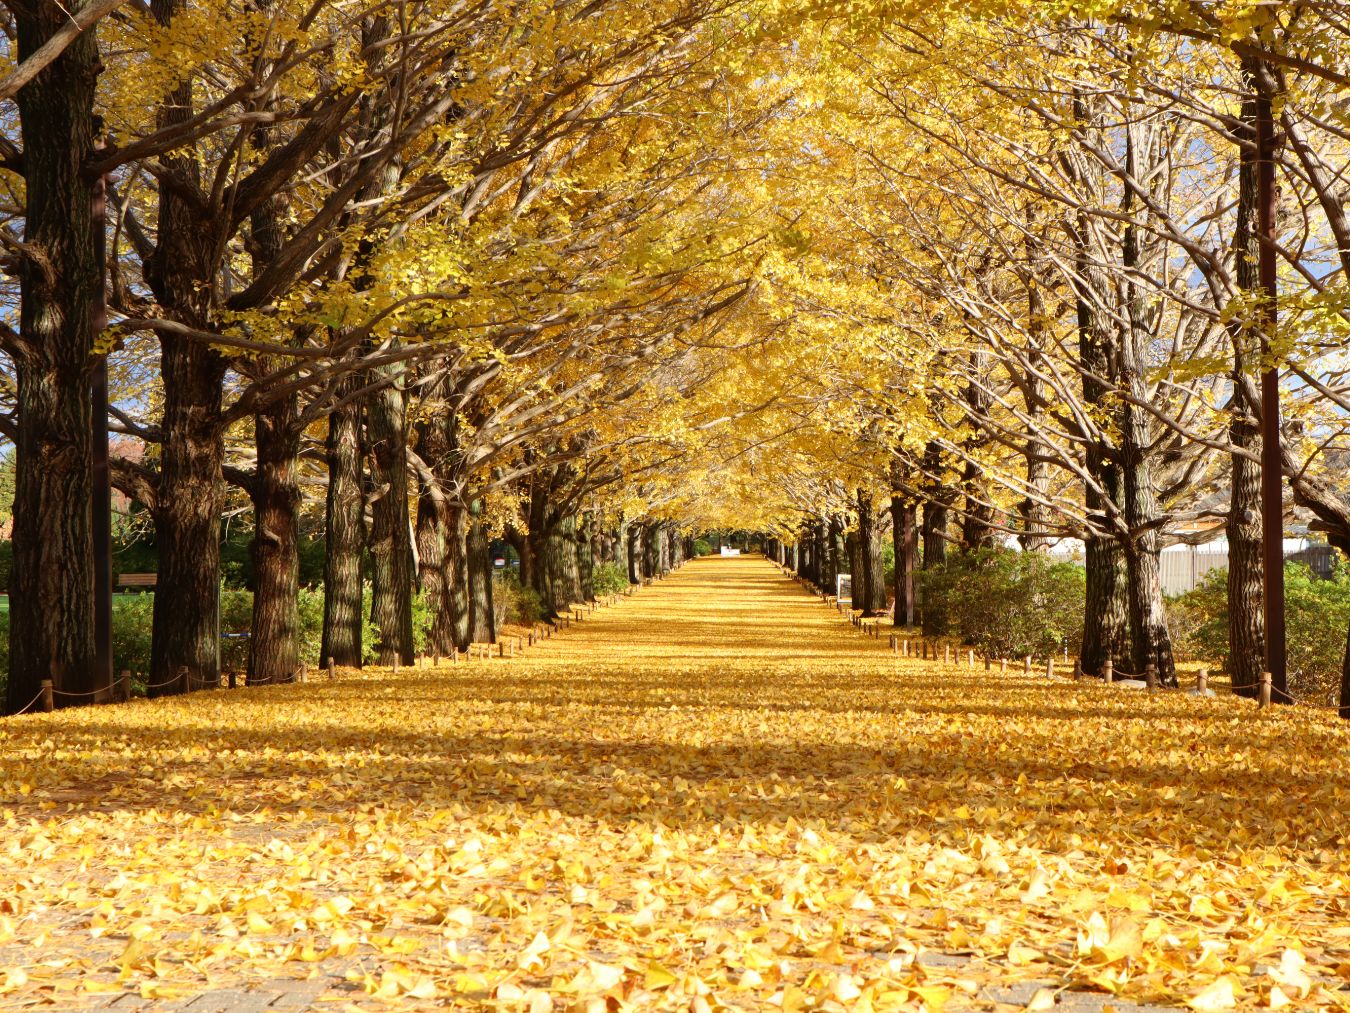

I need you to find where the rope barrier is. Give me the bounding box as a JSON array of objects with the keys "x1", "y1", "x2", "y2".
[{"x1": 8, "y1": 688, "x2": 48, "y2": 716}]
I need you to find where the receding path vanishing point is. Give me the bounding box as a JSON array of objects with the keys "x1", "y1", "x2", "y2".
[{"x1": 1, "y1": 557, "x2": 1348, "y2": 1011}]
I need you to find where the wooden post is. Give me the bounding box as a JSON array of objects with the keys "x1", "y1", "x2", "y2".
[
  {"x1": 393, "y1": 656, "x2": 399, "y2": 675},
  {"x1": 119, "y1": 669, "x2": 131, "y2": 701},
  {"x1": 967, "y1": 649, "x2": 974, "y2": 668},
  {"x1": 1197, "y1": 667, "x2": 1208, "y2": 693},
  {"x1": 1072, "y1": 659, "x2": 1082, "y2": 681},
  {"x1": 1023, "y1": 655, "x2": 1031, "y2": 676},
  {"x1": 903, "y1": 639, "x2": 910, "y2": 658},
  {"x1": 943, "y1": 644, "x2": 951, "y2": 665},
  {"x1": 1045, "y1": 658, "x2": 1054, "y2": 680},
  {"x1": 1145, "y1": 663, "x2": 1158, "y2": 692},
  {"x1": 1103, "y1": 659, "x2": 1113, "y2": 684},
  {"x1": 228, "y1": 670, "x2": 237, "y2": 689},
  {"x1": 178, "y1": 665, "x2": 189, "y2": 691},
  {"x1": 1259, "y1": 671, "x2": 1272, "y2": 709},
  {"x1": 40, "y1": 678, "x2": 54, "y2": 712},
  {"x1": 327, "y1": 656, "x2": 335, "y2": 681},
  {"x1": 1000, "y1": 658, "x2": 1007, "y2": 675}
]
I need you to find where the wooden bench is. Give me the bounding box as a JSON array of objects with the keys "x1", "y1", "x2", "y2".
[{"x1": 118, "y1": 573, "x2": 157, "y2": 588}]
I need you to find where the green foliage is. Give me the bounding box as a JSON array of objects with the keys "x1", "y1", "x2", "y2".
[
  {"x1": 411, "y1": 590, "x2": 435, "y2": 656},
  {"x1": 592, "y1": 561, "x2": 629, "y2": 596},
  {"x1": 495, "y1": 572, "x2": 544, "y2": 627},
  {"x1": 693, "y1": 538, "x2": 714, "y2": 557},
  {"x1": 1170, "y1": 562, "x2": 1349, "y2": 705},
  {"x1": 919, "y1": 549, "x2": 1085, "y2": 660}
]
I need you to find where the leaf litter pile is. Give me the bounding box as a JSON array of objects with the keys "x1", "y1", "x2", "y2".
[{"x1": 1, "y1": 558, "x2": 1348, "y2": 1012}]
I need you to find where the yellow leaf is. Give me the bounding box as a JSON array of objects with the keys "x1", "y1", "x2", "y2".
[{"x1": 1188, "y1": 976, "x2": 1239, "y2": 1011}]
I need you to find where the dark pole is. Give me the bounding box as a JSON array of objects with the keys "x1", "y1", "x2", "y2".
[
  {"x1": 1255, "y1": 67, "x2": 1289, "y2": 702},
  {"x1": 91, "y1": 164, "x2": 113, "y2": 700}
]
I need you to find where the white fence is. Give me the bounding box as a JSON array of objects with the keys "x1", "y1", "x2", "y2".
[{"x1": 1159, "y1": 549, "x2": 1230, "y2": 596}]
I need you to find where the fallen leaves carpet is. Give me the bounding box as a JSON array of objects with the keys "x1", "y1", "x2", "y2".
[{"x1": 1, "y1": 557, "x2": 1348, "y2": 1011}]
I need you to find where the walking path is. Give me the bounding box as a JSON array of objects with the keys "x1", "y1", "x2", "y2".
[{"x1": 1, "y1": 557, "x2": 1346, "y2": 1011}]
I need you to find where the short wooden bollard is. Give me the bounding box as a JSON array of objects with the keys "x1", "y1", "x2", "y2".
[
  {"x1": 1000, "y1": 658, "x2": 1007, "y2": 675},
  {"x1": 903, "y1": 639, "x2": 910, "y2": 658},
  {"x1": 1103, "y1": 659, "x2": 1114, "y2": 683},
  {"x1": 1197, "y1": 667, "x2": 1208, "y2": 693},
  {"x1": 943, "y1": 644, "x2": 951, "y2": 665},
  {"x1": 228, "y1": 670, "x2": 238, "y2": 689},
  {"x1": 119, "y1": 669, "x2": 132, "y2": 701},
  {"x1": 40, "y1": 678, "x2": 54, "y2": 712},
  {"x1": 1145, "y1": 663, "x2": 1158, "y2": 692},
  {"x1": 1072, "y1": 658, "x2": 1082, "y2": 681},
  {"x1": 393, "y1": 657, "x2": 399, "y2": 675},
  {"x1": 1259, "y1": 671, "x2": 1272, "y2": 709},
  {"x1": 327, "y1": 656, "x2": 335, "y2": 680},
  {"x1": 967, "y1": 649, "x2": 974, "y2": 669},
  {"x1": 1023, "y1": 655, "x2": 1031, "y2": 676},
  {"x1": 178, "y1": 665, "x2": 189, "y2": 690},
  {"x1": 1045, "y1": 658, "x2": 1054, "y2": 680}
]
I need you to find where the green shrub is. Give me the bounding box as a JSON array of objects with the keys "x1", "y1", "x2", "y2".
[
  {"x1": 111, "y1": 593, "x2": 156, "y2": 677},
  {"x1": 919, "y1": 549, "x2": 1085, "y2": 660},
  {"x1": 693, "y1": 538, "x2": 713, "y2": 557},
  {"x1": 592, "y1": 562, "x2": 628, "y2": 596},
  {"x1": 1169, "y1": 561, "x2": 1349, "y2": 706},
  {"x1": 494, "y1": 572, "x2": 544, "y2": 627}
]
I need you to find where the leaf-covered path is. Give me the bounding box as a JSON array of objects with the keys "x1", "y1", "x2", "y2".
[{"x1": 1, "y1": 557, "x2": 1348, "y2": 1011}]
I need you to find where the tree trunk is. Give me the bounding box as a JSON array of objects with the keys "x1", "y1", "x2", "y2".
[
  {"x1": 643, "y1": 522, "x2": 661, "y2": 580},
  {"x1": 961, "y1": 355, "x2": 998, "y2": 552},
  {"x1": 1072, "y1": 102, "x2": 1132, "y2": 677},
  {"x1": 367, "y1": 371, "x2": 414, "y2": 666},
  {"x1": 892, "y1": 496, "x2": 916, "y2": 628},
  {"x1": 151, "y1": 343, "x2": 225, "y2": 695},
  {"x1": 615, "y1": 518, "x2": 630, "y2": 579},
  {"x1": 321, "y1": 383, "x2": 364, "y2": 666},
  {"x1": 1120, "y1": 118, "x2": 1176, "y2": 684},
  {"x1": 576, "y1": 511, "x2": 595, "y2": 601},
  {"x1": 1226, "y1": 87, "x2": 1266, "y2": 696},
  {"x1": 857, "y1": 492, "x2": 887, "y2": 615},
  {"x1": 467, "y1": 498, "x2": 495, "y2": 643},
  {"x1": 920, "y1": 497, "x2": 948, "y2": 637},
  {"x1": 145, "y1": 0, "x2": 226, "y2": 696},
  {"x1": 627, "y1": 523, "x2": 643, "y2": 583},
  {"x1": 247, "y1": 397, "x2": 301, "y2": 685},
  {"x1": 442, "y1": 502, "x2": 471, "y2": 652},
  {"x1": 6, "y1": 2, "x2": 102, "y2": 712},
  {"x1": 415, "y1": 474, "x2": 447, "y2": 651}
]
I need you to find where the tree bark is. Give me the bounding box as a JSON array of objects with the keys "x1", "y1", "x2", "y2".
[
  {"x1": 145, "y1": 0, "x2": 226, "y2": 696},
  {"x1": 6, "y1": 2, "x2": 102, "y2": 712},
  {"x1": 857, "y1": 491, "x2": 887, "y2": 615},
  {"x1": 443, "y1": 502, "x2": 471, "y2": 651},
  {"x1": 643, "y1": 521, "x2": 661, "y2": 580},
  {"x1": 367, "y1": 369, "x2": 414, "y2": 666},
  {"x1": 892, "y1": 496, "x2": 916, "y2": 628},
  {"x1": 247, "y1": 396, "x2": 301, "y2": 685},
  {"x1": 1120, "y1": 117, "x2": 1176, "y2": 684},
  {"x1": 321, "y1": 381, "x2": 364, "y2": 666},
  {"x1": 576, "y1": 511, "x2": 595, "y2": 601},
  {"x1": 627, "y1": 522, "x2": 643, "y2": 583},
  {"x1": 920, "y1": 496, "x2": 948, "y2": 637},
  {"x1": 467, "y1": 498, "x2": 495, "y2": 643},
  {"x1": 1226, "y1": 84, "x2": 1266, "y2": 696}
]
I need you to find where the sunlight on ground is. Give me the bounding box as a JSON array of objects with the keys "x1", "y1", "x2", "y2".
[{"x1": 0, "y1": 558, "x2": 1347, "y2": 1011}]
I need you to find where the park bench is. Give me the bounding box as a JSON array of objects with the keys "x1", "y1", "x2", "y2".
[{"x1": 118, "y1": 573, "x2": 157, "y2": 589}]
